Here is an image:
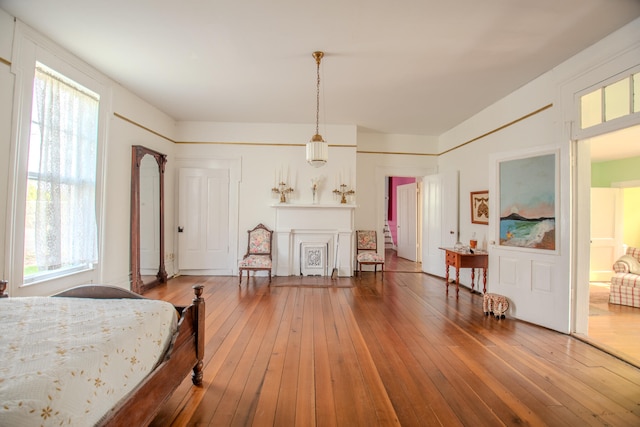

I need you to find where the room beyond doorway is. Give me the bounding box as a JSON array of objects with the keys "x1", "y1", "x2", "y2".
[
  {"x1": 385, "y1": 248, "x2": 422, "y2": 273},
  {"x1": 577, "y1": 124, "x2": 640, "y2": 369},
  {"x1": 586, "y1": 282, "x2": 640, "y2": 368},
  {"x1": 386, "y1": 176, "x2": 420, "y2": 264}
]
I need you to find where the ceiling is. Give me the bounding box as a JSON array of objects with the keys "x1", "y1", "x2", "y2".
[
  {"x1": 1, "y1": 0, "x2": 639, "y2": 136},
  {"x1": 590, "y1": 125, "x2": 640, "y2": 162}
]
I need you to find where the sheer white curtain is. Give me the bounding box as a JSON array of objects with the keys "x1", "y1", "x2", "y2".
[{"x1": 25, "y1": 63, "x2": 99, "y2": 278}]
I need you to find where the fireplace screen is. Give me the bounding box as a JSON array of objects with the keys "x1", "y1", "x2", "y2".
[{"x1": 300, "y1": 243, "x2": 329, "y2": 276}]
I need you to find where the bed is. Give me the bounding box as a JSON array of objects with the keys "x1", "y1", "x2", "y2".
[{"x1": 0, "y1": 283, "x2": 204, "y2": 426}]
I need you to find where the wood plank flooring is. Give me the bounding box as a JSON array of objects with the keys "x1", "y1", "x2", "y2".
[
  {"x1": 386, "y1": 250, "x2": 640, "y2": 368},
  {"x1": 144, "y1": 268, "x2": 640, "y2": 426},
  {"x1": 586, "y1": 282, "x2": 640, "y2": 367}
]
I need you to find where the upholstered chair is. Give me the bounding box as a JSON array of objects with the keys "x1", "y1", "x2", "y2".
[
  {"x1": 356, "y1": 230, "x2": 384, "y2": 277},
  {"x1": 239, "y1": 223, "x2": 273, "y2": 285}
]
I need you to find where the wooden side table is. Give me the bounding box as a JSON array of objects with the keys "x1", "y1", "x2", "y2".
[{"x1": 440, "y1": 248, "x2": 488, "y2": 298}]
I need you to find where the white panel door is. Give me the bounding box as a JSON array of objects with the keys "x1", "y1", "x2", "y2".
[
  {"x1": 178, "y1": 168, "x2": 231, "y2": 272},
  {"x1": 590, "y1": 187, "x2": 623, "y2": 282},
  {"x1": 397, "y1": 182, "x2": 417, "y2": 261},
  {"x1": 422, "y1": 171, "x2": 459, "y2": 276},
  {"x1": 489, "y1": 147, "x2": 569, "y2": 333}
]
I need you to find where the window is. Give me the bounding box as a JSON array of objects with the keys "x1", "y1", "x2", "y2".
[
  {"x1": 23, "y1": 62, "x2": 100, "y2": 284},
  {"x1": 579, "y1": 71, "x2": 639, "y2": 130}
]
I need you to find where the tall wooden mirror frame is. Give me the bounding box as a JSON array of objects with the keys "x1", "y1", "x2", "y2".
[{"x1": 131, "y1": 145, "x2": 167, "y2": 294}]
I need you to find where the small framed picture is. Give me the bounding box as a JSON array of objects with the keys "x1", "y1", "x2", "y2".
[{"x1": 470, "y1": 191, "x2": 489, "y2": 225}]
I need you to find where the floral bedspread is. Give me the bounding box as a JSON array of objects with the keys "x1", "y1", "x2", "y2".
[{"x1": 0, "y1": 296, "x2": 178, "y2": 426}]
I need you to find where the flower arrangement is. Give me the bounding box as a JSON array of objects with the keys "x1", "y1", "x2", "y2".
[{"x1": 311, "y1": 176, "x2": 323, "y2": 203}]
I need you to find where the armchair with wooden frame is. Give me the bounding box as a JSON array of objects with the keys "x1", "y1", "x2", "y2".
[{"x1": 238, "y1": 223, "x2": 273, "y2": 285}]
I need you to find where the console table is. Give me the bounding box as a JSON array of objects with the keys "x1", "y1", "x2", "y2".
[{"x1": 440, "y1": 248, "x2": 488, "y2": 298}]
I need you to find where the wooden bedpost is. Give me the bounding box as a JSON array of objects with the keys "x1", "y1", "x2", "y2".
[
  {"x1": 192, "y1": 284, "x2": 205, "y2": 385},
  {"x1": 0, "y1": 280, "x2": 8, "y2": 298}
]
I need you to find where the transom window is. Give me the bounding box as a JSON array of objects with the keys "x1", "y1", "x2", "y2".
[{"x1": 580, "y1": 71, "x2": 640, "y2": 130}]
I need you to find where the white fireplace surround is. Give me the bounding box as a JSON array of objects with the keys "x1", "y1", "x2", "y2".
[{"x1": 273, "y1": 204, "x2": 355, "y2": 277}]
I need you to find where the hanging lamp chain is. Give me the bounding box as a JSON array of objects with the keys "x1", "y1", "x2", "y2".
[
  {"x1": 313, "y1": 51, "x2": 324, "y2": 138},
  {"x1": 316, "y1": 57, "x2": 320, "y2": 135}
]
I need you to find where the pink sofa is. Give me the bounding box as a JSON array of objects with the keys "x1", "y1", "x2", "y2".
[{"x1": 610, "y1": 246, "x2": 640, "y2": 308}]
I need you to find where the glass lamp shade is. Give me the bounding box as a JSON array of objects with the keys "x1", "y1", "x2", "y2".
[{"x1": 306, "y1": 138, "x2": 328, "y2": 168}]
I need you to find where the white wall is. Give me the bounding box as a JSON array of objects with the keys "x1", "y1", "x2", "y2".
[
  {"x1": 439, "y1": 72, "x2": 556, "y2": 249},
  {"x1": 438, "y1": 74, "x2": 566, "y2": 328},
  {"x1": 175, "y1": 122, "x2": 357, "y2": 267},
  {"x1": 106, "y1": 86, "x2": 178, "y2": 285},
  {"x1": 0, "y1": 12, "x2": 178, "y2": 295},
  {"x1": 437, "y1": 17, "x2": 640, "y2": 331},
  {"x1": 356, "y1": 131, "x2": 438, "y2": 241}
]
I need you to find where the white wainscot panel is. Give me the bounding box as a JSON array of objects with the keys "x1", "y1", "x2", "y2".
[
  {"x1": 498, "y1": 257, "x2": 518, "y2": 286},
  {"x1": 531, "y1": 261, "x2": 553, "y2": 293}
]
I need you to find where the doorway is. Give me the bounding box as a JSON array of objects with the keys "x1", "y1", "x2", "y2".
[
  {"x1": 581, "y1": 124, "x2": 640, "y2": 366},
  {"x1": 385, "y1": 176, "x2": 422, "y2": 272}
]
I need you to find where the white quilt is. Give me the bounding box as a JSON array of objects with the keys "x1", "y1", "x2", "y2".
[{"x1": 0, "y1": 296, "x2": 178, "y2": 426}]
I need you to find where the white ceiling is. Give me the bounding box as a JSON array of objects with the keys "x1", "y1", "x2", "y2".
[
  {"x1": 590, "y1": 125, "x2": 640, "y2": 162},
  {"x1": 1, "y1": 0, "x2": 639, "y2": 136}
]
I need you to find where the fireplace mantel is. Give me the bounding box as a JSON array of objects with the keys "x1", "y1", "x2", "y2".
[
  {"x1": 272, "y1": 204, "x2": 355, "y2": 277},
  {"x1": 271, "y1": 203, "x2": 356, "y2": 209}
]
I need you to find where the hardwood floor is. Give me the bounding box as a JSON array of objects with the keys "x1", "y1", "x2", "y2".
[
  {"x1": 144, "y1": 268, "x2": 640, "y2": 426},
  {"x1": 383, "y1": 249, "x2": 423, "y2": 273},
  {"x1": 385, "y1": 250, "x2": 640, "y2": 368},
  {"x1": 586, "y1": 282, "x2": 640, "y2": 368}
]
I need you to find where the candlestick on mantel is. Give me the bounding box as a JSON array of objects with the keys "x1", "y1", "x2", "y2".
[
  {"x1": 333, "y1": 183, "x2": 355, "y2": 204},
  {"x1": 272, "y1": 181, "x2": 294, "y2": 203}
]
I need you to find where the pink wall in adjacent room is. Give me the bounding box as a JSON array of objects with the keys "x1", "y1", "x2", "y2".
[{"x1": 388, "y1": 176, "x2": 416, "y2": 247}]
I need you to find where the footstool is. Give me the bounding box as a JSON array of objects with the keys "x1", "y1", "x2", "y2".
[{"x1": 483, "y1": 293, "x2": 509, "y2": 319}]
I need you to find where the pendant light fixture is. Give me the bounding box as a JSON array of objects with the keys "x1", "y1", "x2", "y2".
[{"x1": 306, "y1": 51, "x2": 328, "y2": 167}]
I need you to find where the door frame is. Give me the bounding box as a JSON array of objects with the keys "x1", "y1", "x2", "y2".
[
  {"x1": 375, "y1": 166, "x2": 436, "y2": 265},
  {"x1": 565, "y1": 42, "x2": 640, "y2": 334},
  {"x1": 574, "y1": 132, "x2": 640, "y2": 335}
]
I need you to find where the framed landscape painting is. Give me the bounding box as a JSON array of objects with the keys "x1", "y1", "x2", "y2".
[{"x1": 498, "y1": 152, "x2": 557, "y2": 251}]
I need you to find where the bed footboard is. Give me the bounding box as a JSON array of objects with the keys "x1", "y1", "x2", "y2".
[{"x1": 98, "y1": 284, "x2": 204, "y2": 426}]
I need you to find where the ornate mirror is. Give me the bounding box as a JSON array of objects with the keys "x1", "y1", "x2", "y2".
[{"x1": 131, "y1": 145, "x2": 167, "y2": 294}]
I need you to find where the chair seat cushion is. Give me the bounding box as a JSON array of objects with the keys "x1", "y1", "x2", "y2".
[
  {"x1": 609, "y1": 281, "x2": 640, "y2": 308},
  {"x1": 239, "y1": 255, "x2": 272, "y2": 268},
  {"x1": 357, "y1": 252, "x2": 384, "y2": 263}
]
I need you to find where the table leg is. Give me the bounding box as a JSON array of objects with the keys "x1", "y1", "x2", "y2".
[
  {"x1": 445, "y1": 265, "x2": 450, "y2": 294},
  {"x1": 483, "y1": 268, "x2": 487, "y2": 294},
  {"x1": 471, "y1": 268, "x2": 476, "y2": 292},
  {"x1": 455, "y1": 268, "x2": 460, "y2": 298}
]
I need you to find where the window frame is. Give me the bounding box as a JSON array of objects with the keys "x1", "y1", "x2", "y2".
[
  {"x1": 574, "y1": 65, "x2": 640, "y2": 140},
  {"x1": 8, "y1": 22, "x2": 109, "y2": 295}
]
